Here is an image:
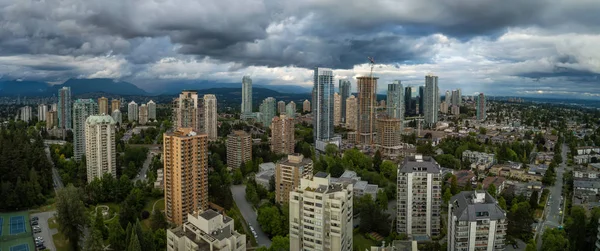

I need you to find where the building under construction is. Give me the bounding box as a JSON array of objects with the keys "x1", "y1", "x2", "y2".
[{"x1": 356, "y1": 76, "x2": 378, "y2": 145}]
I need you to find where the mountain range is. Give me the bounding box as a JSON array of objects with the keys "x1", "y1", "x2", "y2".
[{"x1": 0, "y1": 78, "x2": 312, "y2": 96}]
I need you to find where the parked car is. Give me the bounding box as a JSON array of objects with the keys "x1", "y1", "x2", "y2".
[
  {"x1": 31, "y1": 221, "x2": 38, "y2": 226},
  {"x1": 31, "y1": 217, "x2": 39, "y2": 221}
]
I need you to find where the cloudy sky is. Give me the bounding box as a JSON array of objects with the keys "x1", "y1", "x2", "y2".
[{"x1": 1, "y1": 0, "x2": 599, "y2": 98}]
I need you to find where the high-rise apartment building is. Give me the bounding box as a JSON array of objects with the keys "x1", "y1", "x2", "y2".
[
  {"x1": 334, "y1": 92, "x2": 341, "y2": 126},
  {"x1": 51, "y1": 103, "x2": 58, "y2": 112},
  {"x1": 226, "y1": 130, "x2": 252, "y2": 169},
  {"x1": 339, "y1": 79, "x2": 351, "y2": 123},
  {"x1": 275, "y1": 154, "x2": 313, "y2": 204},
  {"x1": 286, "y1": 101, "x2": 296, "y2": 118},
  {"x1": 404, "y1": 86, "x2": 413, "y2": 115},
  {"x1": 387, "y1": 81, "x2": 405, "y2": 124},
  {"x1": 203, "y1": 95, "x2": 217, "y2": 140},
  {"x1": 457, "y1": 89, "x2": 462, "y2": 106},
  {"x1": 270, "y1": 115, "x2": 295, "y2": 155},
  {"x1": 74, "y1": 99, "x2": 99, "y2": 161},
  {"x1": 313, "y1": 68, "x2": 335, "y2": 142},
  {"x1": 46, "y1": 111, "x2": 58, "y2": 129},
  {"x1": 84, "y1": 115, "x2": 116, "y2": 183},
  {"x1": 423, "y1": 75, "x2": 439, "y2": 125},
  {"x1": 139, "y1": 104, "x2": 149, "y2": 125},
  {"x1": 147, "y1": 100, "x2": 156, "y2": 120},
  {"x1": 259, "y1": 97, "x2": 276, "y2": 127},
  {"x1": 111, "y1": 110, "x2": 122, "y2": 125},
  {"x1": 451, "y1": 105, "x2": 460, "y2": 116},
  {"x1": 98, "y1": 97, "x2": 109, "y2": 115},
  {"x1": 277, "y1": 100, "x2": 286, "y2": 115},
  {"x1": 128, "y1": 101, "x2": 138, "y2": 122},
  {"x1": 445, "y1": 90, "x2": 451, "y2": 103},
  {"x1": 303, "y1": 100, "x2": 310, "y2": 112},
  {"x1": 397, "y1": 155, "x2": 442, "y2": 238},
  {"x1": 19, "y1": 106, "x2": 33, "y2": 122},
  {"x1": 58, "y1": 87, "x2": 72, "y2": 129},
  {"x1": 476, "y1": 93, "x2": 486, "y2": 121},
  {"x1": 376, "y1": 118, "x2": 403, "y2": 158},
  {"x1": 167, "y1": 209, "x2": 246, "y2": 251},
  {"x1": 345, "y1": 95, "x2": 358, "y2": 131},
  {"x1": 38, "y1": 104, "x2": 48, "y2": 121},
  {"x1": 173, "y1": 91, "x2": 204, "y2": 133},
  {"x1": 111, "y1": 99, "x2": 121, "y2": 113},
  {"x1": 356, "y1": 76, "x2": 377, "y2": 145},
  {"x1": 418, "y1": 86, "x2": 425, "y2": 115},
  {"x1": 448, "y1": 191, "x2": 507, "y2": 251},
  {"x1": 163, "y1": 128, "x2": 209, "y2": 225},
  {"x1": 440, "y1": 101, "x2": 448, "y2": 114},
  {"x1": 289, "y1": 172, "x2": 353, "y2": 251},
  {"x1": 241, "y1": 76, "x2": 253, "y2": 118}
]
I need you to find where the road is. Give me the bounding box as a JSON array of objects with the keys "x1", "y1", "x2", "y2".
[
  {"x1": 44, "y1": 145, "x2": 64, "y2": 190},
  {"x1": 536, "y1": 143, "x2": 567, "y2": 250},
  {"x1": 31, "y1": 211, "x2": 58, "y2": 251},
  {"x1": 132, "y1": 124, "x2": 162, "y2": 182},
  {"x1": 230, "y1": 185, "x2": 272, "y2": 248}
]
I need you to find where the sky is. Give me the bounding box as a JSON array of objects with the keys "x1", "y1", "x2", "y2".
[{"x1": 1, "y1": 0, "x2": 600, "y2": 98}]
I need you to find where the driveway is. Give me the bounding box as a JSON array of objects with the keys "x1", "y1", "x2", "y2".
[
  {"x1": 230, "y1": 185, "x2": 272, "y2": 248},
  {"x1": 43, "y1": 145, "x2": 64, "y2": 190},
  {"x1": 31, "y1": 211, "x2": 58, "y2": 251}
]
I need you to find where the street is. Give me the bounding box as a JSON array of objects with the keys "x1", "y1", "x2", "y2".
[
  {"x1": 230, "y1": 185, "x2": 272, "y2": 248},
  {"x1": 536, "y1": 143, "x2": 568, "y2": 250},
  {"x1": 31, "y1": 211, "x2": 58, "y2": 251},
  {"x1": 44, "y1": 144, "x2": 64, "y2": 190}
]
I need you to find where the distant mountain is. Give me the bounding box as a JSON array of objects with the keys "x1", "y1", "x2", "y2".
[
  {"x1": 0, "y1": 80, "x2": 50, "y2": 96},
  {"x1": 150, "y1": 80, "x2": 311, "y2": 95},
  {"x1": 55, "y1": 78, "x2": 147, "y2": 95}
]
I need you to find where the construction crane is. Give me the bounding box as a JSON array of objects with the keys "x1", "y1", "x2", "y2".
[{"x1": 368, "y1": 57, "x2": 375, "y2": 145}]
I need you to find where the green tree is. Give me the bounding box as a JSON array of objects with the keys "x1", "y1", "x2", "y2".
[
  {"x1": 83, "y1": 229, "x2": 105, "y2": 251},
  {"x1": 566, "y1": 206, "x2": 587, "y2": 251},
  {"x1": 270, "y1": 235, "x2": 290, "y2": 251},
  {"x1": 450, "y1": 175, "x2": 459, "y2": 195},
  {"x1": 108, "y1": 220, "x2": 126, "y2": 251},
  {"x1": 498, "y1": 196, "x2": 507, "y2": 210},
  {"x1": 325, "y1": 144, "x2": 339, "y2": 156},
  {"x1": 508, "y1": 202, "x2": 534, "y2": 240},
  {"x1": 376, "y1": 190, "x2": 388, "y2": 210},
  {"x1": 588, "y1": 207, "x2": 600, "y2": 247},
  {"x1": 373, "y1": 150, "x2": 382, "y2": 172},
  {"x1": 443, "y1": 188, "x2": 452, "y2": 205},
  {"x1": 529, "y1": 190, "x2": 539, "y2": 210},
  {"x1": 328, "y1": 160, "x2": 345, "y2": 178},
  {"x1": 93, "y1": 209, "x2": 108, "y2": 239},
  {"x1": 257, "y1": 205, "x2": 285, "y2": 237},
  {"x1": 487, "y1": 184, "x2": 496, "y2": 198},
  {"x1": 435, "y1": 154, "x2": 461, "y2": 169},
  {"x1": 525, "y1": 239, "x2": 536, "y2": 251},
  {"x1": 119, "y1": 190, "x2": 143, "y2": 228},
  {"x1": 379, "y1": 160, "x2": 396, "y2": 180},
  {"x1": 355, "y1": 194, "x2": 390, "y2": 234},
  {"x1": 127, "y1": 229, "x2": 142, "y2": 251},
  {"x1": 55, "y1": 184, "x2": 89, "y2": 251},
  {"x1": 232, "y1": 168, "x2": 243, "y2": 185},
  {"x1": 150, "y1": 208, "x2": 168, "y2": 231},
  {"x1": 541, "y1": 228, "x2": 569, "y2": 251},
  {"x1": 153, "y1": 229, "x2": 167, "y2": 250}
]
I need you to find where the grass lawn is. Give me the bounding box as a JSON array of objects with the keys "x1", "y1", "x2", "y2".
[
  {"x1": 144, "y1": 197, "x2": 165, "y2": 212},
  {"x1": 534, "y1": 209, "x2": 543, "y2": 219},
  {"x1": 353, "y1": 232, "x2": 378, "y2": 251},
  {"x1": 48, "y1": 217, "x2": 59, "y2": 229},
  {"x1": 52, "y1": 232, "x2": 74, "y2": 251},
  {"x1": 30, "y1": 201, "x2": 56, "y2": 213}
]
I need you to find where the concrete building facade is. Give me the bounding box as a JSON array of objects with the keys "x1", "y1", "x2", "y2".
[
  {"x1": 286, "y1": 101, "x2": 296, "y2": 118},
  {"x1": 204, "y1": 94, "x2": 217, "y2": 140},
  {"x1": 345, "y1": 95, "x2": 358, "y2": 131},
  {"x1": 128, "y1": 101, "x2": 138, "y2": 122},
  {"x1": 339, "y1": 79, "x2": 351, "y2": 123},
  {"x1": 271, "y1": 115, "x2": 295, "y2": 155},
  {"x1": 356, "y1": 76, "x2": 378, "y2": 145},
  {"x1": 98, "y1": 97, "x2": 109, "y2": 115},
  {"x1": 241, "y1": 76, "x2": 253, "y2": 118},
  {"x1": 334, "y1": 92, "x2": 342, "y2": 126},
  {"x1": 147, "y1": 100, "x2": 156, "y2": 120},
  {"x1": 74, "y1": 99, "x2": 99, "y2": 161},
  {"x1": 226, "y1": 131, "x2": 252, "y2": 169},
  {"x1": 275, "y1": 154, "x2": 313, "y2": 204},
  {"x1": 303, "y1": 100, "x2": 311, "y2": 112},
  {"x1": 58, "y1": 87, "x2": 72, "y2": 129},
  {"x1": 424, "y1": 75, "x2": 439, "y2": 125},
  {"x1": 173, "y1": 91, "x2": 204, "y2": 133},
  {"x1": 313, "y1": 68, "x2": 335, "y2": 143},
  {"x1": 139, "y1": 104, "x2": 149, "y2": 125},
  {"x1": 84, "y1": 115, "x2": 116, "y2": 183}
]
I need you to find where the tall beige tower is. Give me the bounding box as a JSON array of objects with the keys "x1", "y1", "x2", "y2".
[
  {"x1": 345, "y1": 95, "x2": 358, "y2": 131},
  {"x1": 85, "y1": 115, "x2": 117, "y2": 183},
  {"x1": 303, "y1": 100, "x2": 310, "y2": 112},
  {"x1": 204, "y1": 94, "x2": 217, "y2": 140},
  {"x1": 356, "y1": 76, "x2": 378, "y2": 145},
  {"x1": 333, "y1": 92, "x2": 341, "y2": 126},
  {"x1": 111, "y1": 99, "x2": 121, "y2": 114},
  {"x1": 163, "y1": 128, "x2": 209, "y2": 225},
  {"x1": 173, "y1": 91, "x2": 204, "y2": 133},
  {"x1": 270, "y1": 115, "x2": 295, "y2": 155},
  {"x1": 275, "y1": 154, "x2": 313, "y2": 204},
  {"x1": 277, "y1": 100, "x2": 286, "y2": 114},
  {"x1": 98, "y1": 97, "x2": 109, "y2": 115},
  {"x1": 226, "y1": 131, "x2": 252, "y2": 169},
  {"x1": 139, "y1": 104, "x2": 149, "y2": 125}
]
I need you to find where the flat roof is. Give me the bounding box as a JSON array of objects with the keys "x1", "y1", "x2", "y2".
[{"x1": 199, "y1": 209, "x2": 220, "y2": 221}]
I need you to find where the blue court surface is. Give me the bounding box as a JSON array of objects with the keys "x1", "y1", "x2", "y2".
[
  {"x1": 0, "y1": 217, "x2": 3, "y2": 235},
  {"x1": 9, "y1": 216, "x2": 25, "y2": 235},
  {"x1": 9, "y1": 244, "x2": 29, "y2": 251}
]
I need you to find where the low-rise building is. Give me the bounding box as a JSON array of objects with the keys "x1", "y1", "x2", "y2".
[
  {"x1": 574, "y1": 165, "x2": 600, "y2": 179},
  {"x1": 574, "y1": 154, "x2": 600, "y2": 164},
  {"x1": 448, "y1": 170, "x2": 476, "y2": 188},
  {"x1": 331, "y1": 170, "x2": 379, "y2": 199},
  {"x1": 370, "y1": 240, "x2": 417, "y2": 251},
  {"x1": 255, "y1": 162, "x2": 275, "y2": 190},
  {"x1": 527, "y1": 164, "x2": 548, "y2": 176},
  {"x1": 574, "y1": 179, "x2": 600, "y2": 194},
  {"x1": 534, "y1": 152, "x2": 554, "y2": 165},
  {"x1": 577, "y1": 146, "x2": 600, "y2": 155},
  {"x1": 509, "y1": 181, "x2": 543, "y2": 202},
  {"x1": 462, "y1": 150, "x2": 496, "y2": 170},
  {"x1": 167, "y1": 209, "x2": 246, "y2": 251},
  {"x1": 481, "y1": 176, "x2": 506, "y2": 195}
]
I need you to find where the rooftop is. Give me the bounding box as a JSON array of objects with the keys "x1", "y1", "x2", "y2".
[
  {"x1": 400, "y1": 155, "x2": 441, "y2": 174},
  {"x1": 199, "y1": 209, "x2": 220, "y2": 221},
  {"x1": 314, "y1": 172, "x2": 329, "y2": 178},
  {"x1": 451, "y1": 191, "x2": 506, "y2": 221}
]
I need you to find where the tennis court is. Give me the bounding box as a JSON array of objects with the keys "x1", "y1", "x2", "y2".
[
  {"x1": 9, "y1": 244, "x2": 29, "y2": 251},
  {"x1": 9, "y1": 216, "x2": 26, "y2": 235}
]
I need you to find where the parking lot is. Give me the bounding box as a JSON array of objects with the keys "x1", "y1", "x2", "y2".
[{"x1": 31, "y1": 211, "x2": 57, "y2": 251}]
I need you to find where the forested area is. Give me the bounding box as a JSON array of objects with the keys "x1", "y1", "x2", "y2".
[{"x1": 0, "y1": 121, "x2": 54, "y2": 210}]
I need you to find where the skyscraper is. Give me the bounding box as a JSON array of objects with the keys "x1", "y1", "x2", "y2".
[
  {"x1": 277, "y1": 100, "x2": 286, "y2": 115},
  {"x1": 19, "y1": 106, "x2": 33, "y2": 122},
  {"x1": 448, "y1": 191, "x2": 507, "y2": 251},
  {"x1": 289, "y1": 172, "x2": 353, "y2": 251},
  {"x1": 457, "y1": 89, "x2": 462, "y2": 106},
  {"x1": 423, "y1": 75, "x2": 439, "y2": 125},
  {"x1": 38, "y1": 104, "x2": 48, "y2": 121},
  {"x1": 139, "y1": 104, "x2": 148, "y2": 125},
  {"x1": 98, "y1": 97, "x2": 109, "y2": 115},
  {"x1": 147, "y1": 100, "x2": 156, "y2": 120},
  {"x1": 345, "y1": 95, "x2": 358, "y2": 131},
  {"x1": 226, "y1": 130, "x2": 252, "y2": 169},
  {"x1": 312, "y1": 68, "x2": 334, "y2": 142},
  {"x1": 173, "y1": 91, "x2": 204, "y2": 133},
  {"x1": 418, "y1": 86, "x2": 425, "y2": 115},
  {"x1": 405, "y1": 86, "x2": 414, "y2": 115},
  {"x1": 85, "y1": 115, "x2": 117, "y2": 183},
  {"x1": 339, "y1": 79, "x2": 351, "y2": 123},
  {"x1": 397, "y1": 155, "x2": 442, "y2": 238},
  {"x1": 163, "y1": 128, "x2": 209, "y2": 225},
  {"x1": 303, "y1": 100, "x2": 310, "y2": 112},
  {"x1": 356, "y1": 76, "x2": 377, "y2": 145},
  {"x1": 203, "y1": 94, "x2": 217, "y2": 140},
  {"x1": 285, "y1": 101, "x2": 296, "y2": 118},
  {"x1": 111, "y1": 99, "x2": 121, "y2": 113},
  {"x1": 270, "y1": 115, "x2": 295, "y2": 155},
  {"x1": 376, "y1": 118, "x2": 403, "y2": 158},
  {"x1": 451, "y1": 89, "x2": 460, "y2": 107},
  {"x1": 259, "y1": 97, "x2": 276, "y2": 127},
  {"x1": 440, "y1": 101, "x2": 448, "y2": 114},
  {"x1": 476, "y1": 93, "x2": 486, "y2": 121},
  {"x1": 275, "y1": 154, "x2": 313, "y2": 204},
  {"x1": 128, "y1": 101, "x2": 138, "y2": 122},
  {"x1": 445, "y1": 90, "x2": 451, "y2": 103},
  {"x1": 241, "y1": 76, "x2": 253, "y2": 118},
  {"x1": 387, "y1": 81, "x2": 405, "y2": 122},
  {"x1": 74, "y1": 99, "x2": 99, "y2": 161},
  {"x1": 46, "y1": 111, "x2": 58, "y2": 130},
  {"x1": 58, "y1": 87, "x2": 72, "y2": 129},
  {"x1": 333, "y1": 92, "x2": 341, "y2": 126}
]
